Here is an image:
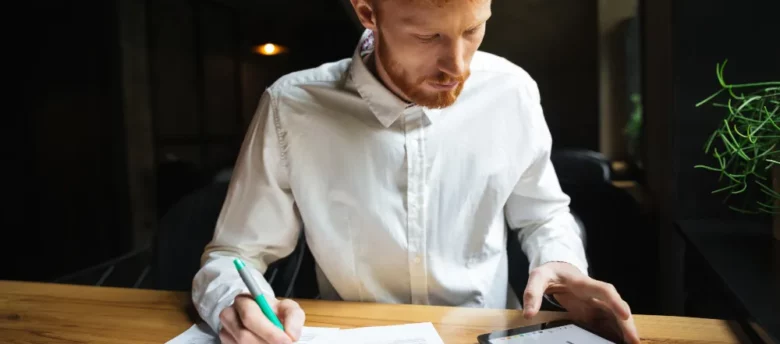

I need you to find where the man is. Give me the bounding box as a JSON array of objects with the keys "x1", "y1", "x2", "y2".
[{"x1": 192, "y1": 1, "x2": 640, "y2": 343}]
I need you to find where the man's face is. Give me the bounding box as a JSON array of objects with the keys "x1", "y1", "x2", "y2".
[{"x1": 367, "y1": 0, "x2": 491, "y2": 108}]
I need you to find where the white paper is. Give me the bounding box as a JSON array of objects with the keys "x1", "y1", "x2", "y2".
[
  {"x1": 308, "y1": 322, "x2": 444, "y2": 344},
  {"x1": 296, "y1": 327, "x2": 341, "y2": 343},
  {"x1": 165, "y1": 323, "x2": 340, "y2": 344}
]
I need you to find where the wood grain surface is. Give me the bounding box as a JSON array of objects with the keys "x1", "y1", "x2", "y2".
[{"x1": 0, "y1": 281, "x2": 747, "y2": 343}]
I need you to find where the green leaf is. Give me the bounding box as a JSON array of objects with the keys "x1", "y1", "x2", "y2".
[{"x1": 696, "y1": 58, "x2": 779, "y2": 214}]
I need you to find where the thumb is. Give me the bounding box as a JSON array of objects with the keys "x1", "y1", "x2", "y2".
[
  {"x1": 277, "y1": 299, "x2": 305, "y2": 341},
  {"x1": 523, "y1": 269, "x2": 549, "y2": 319}
]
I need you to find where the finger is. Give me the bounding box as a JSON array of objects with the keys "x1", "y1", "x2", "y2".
[
  {"x1": 234, "y1": 295, "x2": 292, "y2": 344},
  {"x1": 522, "y1": 268, "x2": 550, "y2": 319},
  {"x1": 278, "y1": 299, "x2": 305, "y2": 341},
  {"x1": 221, "y1": 306, "x2": 264, "y2": 344},
  {"x1": 220, "y1": 328, "x2": 238, "y2": 344},
  {"x1": 590, "y1": 299, "x2": 640, "y2": 344},
  {"x1": 578, "y1": 280, "x2": 631, "y2": 320},
  {"x1": 619, "y1": 314, "x2": 641, "y2": 344},
  {"x1": 219, "y1": 306, "x2": 244, "y2": 340}
]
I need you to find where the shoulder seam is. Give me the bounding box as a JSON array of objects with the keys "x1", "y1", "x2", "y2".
[
  {"x1": 267, "y1": 88, "x2": 290, "y2": 172},
  {"x1": 269, "y1": 58, "x2": 352, "y2": 91},
  {"x1": 271, "y1": 75, "x2": 344, "y2": 91}
]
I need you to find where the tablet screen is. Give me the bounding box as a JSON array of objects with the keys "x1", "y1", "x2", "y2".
[{"x1": 488, "y1": 324, "x2": 615, "y2": 344}]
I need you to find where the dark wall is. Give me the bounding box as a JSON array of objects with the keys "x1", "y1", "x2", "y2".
[
  {"x1": 9, "y1": 1, "x2": 130, "y2": 281},
  {"x1": 481, "y1": 0, "x2": 599, "y2": 151},
  {"x1": 8, "y1": 0, "x2": 359, "y2": 282},
  {"x1": 150, "y1": 0, "x2": 359, "y2": 216}
]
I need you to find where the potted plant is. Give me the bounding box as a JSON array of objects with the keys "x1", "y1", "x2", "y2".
[
  {"x1": 624, "y1": 92, "x2": 643, "y2": 168},
  {"x1": 694, "y1": 59, "x2": 780, "y2": 240}
]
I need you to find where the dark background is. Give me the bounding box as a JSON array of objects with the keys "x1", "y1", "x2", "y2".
[
  {"x1": 9, "y1": 0, "x2": 606, "y2": 282},
  {"x1": 11, "y1": 0, "x2": 360, "y2": 282},
  {"x1": 7, "y1": 0, "x2": 779, "y2": 326}
]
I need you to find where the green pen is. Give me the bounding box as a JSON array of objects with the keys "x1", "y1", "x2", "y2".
[{"x1": 233, "y1": 258, "x2": 285, "y2": 330}]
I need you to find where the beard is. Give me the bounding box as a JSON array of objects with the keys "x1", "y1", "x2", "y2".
[{"x1": 375, "y1": 32, "x2": 470, "y2": 109}]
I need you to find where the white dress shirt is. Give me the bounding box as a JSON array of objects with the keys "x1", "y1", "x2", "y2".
[{"x1": 192, "y1": 30, "x2": 588, "y2": 333}]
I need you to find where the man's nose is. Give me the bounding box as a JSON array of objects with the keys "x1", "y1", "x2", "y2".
[{"x1": 438, "y1": 39, "x2": 467, "y2": 77}]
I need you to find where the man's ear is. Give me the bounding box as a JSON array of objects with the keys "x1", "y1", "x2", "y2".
[{"x1": 350, "y1": 0, "x2": 378, "y2": 31}]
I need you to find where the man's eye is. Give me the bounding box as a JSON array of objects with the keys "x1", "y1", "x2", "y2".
[
  {"x1": 416, "y1": 34, "x2": 438, "y2": 42},
  {"x1": 465, "y1": 25, "x2": 482, "y2": 36}
]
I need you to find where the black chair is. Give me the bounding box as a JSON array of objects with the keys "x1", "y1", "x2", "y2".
[
  {"x1": 507, "y1": 149, "x2": 653, "y2": 314},
  {"x1": 550, "y1": 148, "x2": 612, "y2": 185},
  {"x1": 506, "y1": 212, "x2": 587, "y2": 311},
  {"x1": 558, "y1": 180, "x2": 653, "y2": 314},
  {"x1": 153, "y1": 181, "x2": 229, "y2": 291},
  {"x1": 53, "y1": 181, "x2": 311, "y2": 299}
]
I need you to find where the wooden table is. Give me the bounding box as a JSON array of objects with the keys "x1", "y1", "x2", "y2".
[{"x1": 0, "y1": 280, "x2": 748, "y2": 343}]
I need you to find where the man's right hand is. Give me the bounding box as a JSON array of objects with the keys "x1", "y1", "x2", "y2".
[{"x1": 219, "y1": 294, "x2": 305, "y2": 344}]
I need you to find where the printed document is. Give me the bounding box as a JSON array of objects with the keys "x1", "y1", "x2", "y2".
[
  {"x1": 165, "y1": 322, "x2": 340, "y2": 344},
  {"x1": 308, "y1": 322, "x2": 444, "y2": 344}
]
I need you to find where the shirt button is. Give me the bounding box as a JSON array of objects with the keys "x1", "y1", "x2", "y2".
[{"x1": 413, "y1": 256, "x2": 421, "y2": 264}]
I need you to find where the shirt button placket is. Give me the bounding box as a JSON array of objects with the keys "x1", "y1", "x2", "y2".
[{"x1": 404, "y1": 108, "x2": 428, "y2": 305}]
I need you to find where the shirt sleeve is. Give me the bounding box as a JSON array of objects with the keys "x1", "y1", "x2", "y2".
[
  {"x1": 504, "y1": 78, "x2": 589, "y2": 276},
  {"x1": 191, "y1": 89, "x2": 302, "y2": 333}
]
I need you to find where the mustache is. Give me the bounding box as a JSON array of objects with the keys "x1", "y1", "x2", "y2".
[{"x1": 418, "y1": 71, "x2": 470, "y2": 85}]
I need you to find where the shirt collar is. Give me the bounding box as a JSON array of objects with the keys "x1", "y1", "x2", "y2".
[{"x1": 347, "y1": 30, "x2": 441, "y2": 128}]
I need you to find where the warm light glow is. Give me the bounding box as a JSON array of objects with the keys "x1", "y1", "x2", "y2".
[{"x1": 254, "y1": 43, "x2": 287, "y2": 56}]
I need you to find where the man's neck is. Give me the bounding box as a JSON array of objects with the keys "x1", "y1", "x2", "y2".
[{"x1": 365, "y1": 51, "x2": 412, "y2": 104}]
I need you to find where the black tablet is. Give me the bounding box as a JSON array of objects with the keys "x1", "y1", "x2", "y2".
[{"x1": 477, "y1": 320, "x2": 621, "y2": 344}]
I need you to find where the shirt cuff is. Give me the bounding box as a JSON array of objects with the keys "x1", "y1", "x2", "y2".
[
  {"x1": 192, "y1": 257, "x2": 275, "y2": 334},
  {"x1": 531, "y1": 243, "x2": 589, "y2": 277}
]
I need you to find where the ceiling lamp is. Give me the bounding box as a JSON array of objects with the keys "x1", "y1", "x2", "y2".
[{"x1": 254, "y1": 43, "x2": 287, "y2": 56}]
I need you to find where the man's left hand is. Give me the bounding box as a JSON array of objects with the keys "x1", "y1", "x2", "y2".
[{"x1": 522, "y1": 262, "x2": 641, "y2": 344}]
